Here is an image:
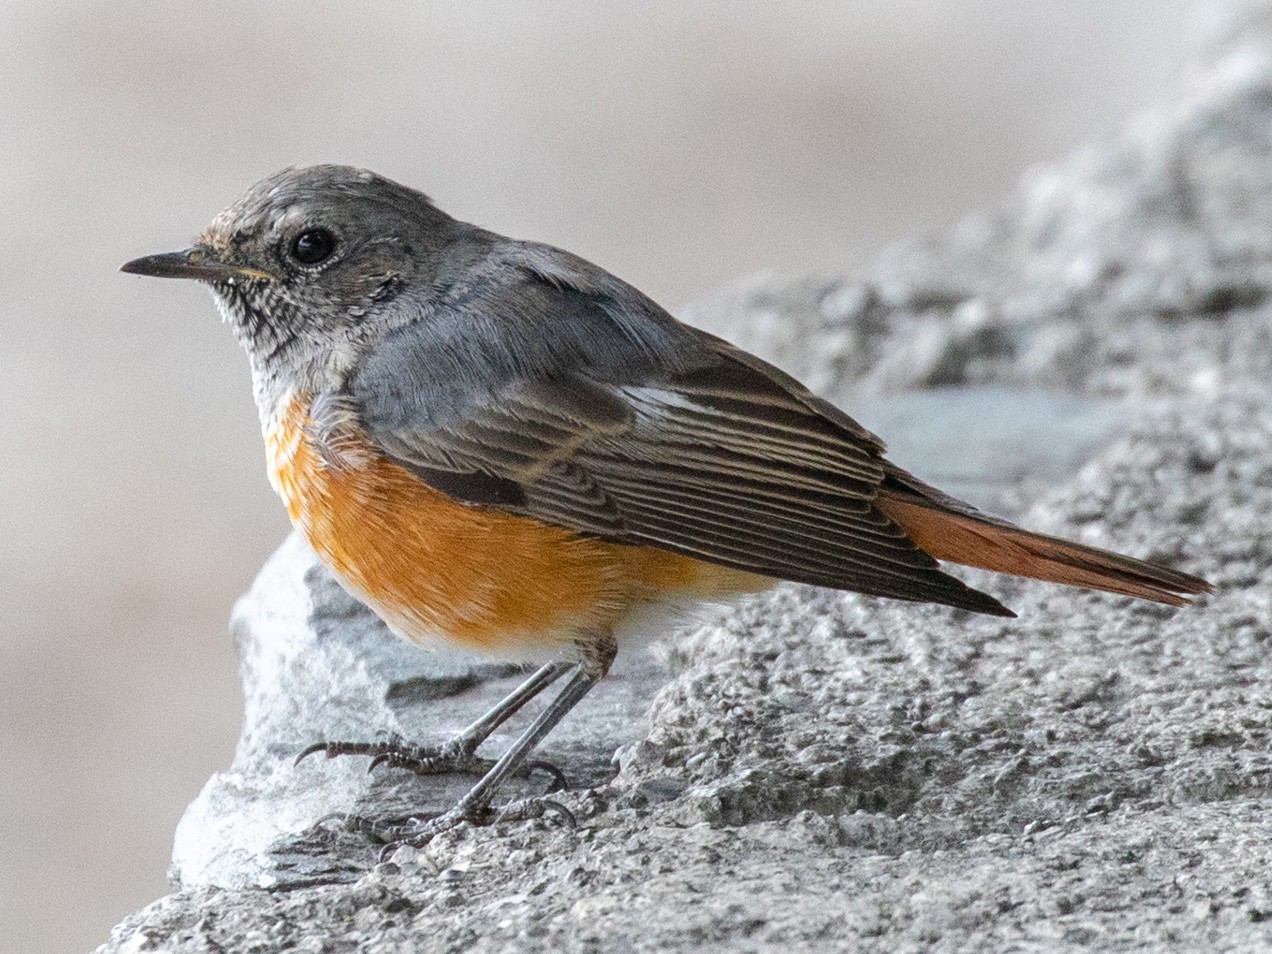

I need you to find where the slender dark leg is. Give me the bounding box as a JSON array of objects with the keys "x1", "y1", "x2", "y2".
[
  {"x1": 451, "y1": 660, "x2": 573, "y2": 750},
  {"x1": 455, "y1": 666, "x2": 597, "y2": 817},
  {"x1": 295, "y1": 660, "x2": 572, "y2": 777},
  {"x1": 375, "y1": 633, "x2": 618, "y2": 848},
  {"x1": 382, "y1": 665, "x2": 602, "y2": 848}
]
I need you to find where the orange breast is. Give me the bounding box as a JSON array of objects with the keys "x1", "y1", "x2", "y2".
[{"x1": 264, "y1": 391, "x2": 760, "y2": 658}]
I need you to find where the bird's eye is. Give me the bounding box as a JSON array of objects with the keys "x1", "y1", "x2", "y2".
[{"x1": 289, "y1": 228, "x2": 336, "y2": 266}]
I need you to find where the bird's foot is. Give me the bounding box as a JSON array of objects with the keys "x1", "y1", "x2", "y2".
[
  {"x1": 295, "y1": 733, "x2": 490, "y2": 777},
  {"x1": 377, "y1": 797, "x2": 577, "y2": 857},
  {"x1": 295, "y1": 734, "x2": 568, "y2": 790},
  {"x1": 318, "y1": 797, "x2": 576, "y2": 859}
]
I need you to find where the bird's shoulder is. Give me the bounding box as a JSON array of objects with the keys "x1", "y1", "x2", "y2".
[{"x1": 348, "y1": 234, "x2": 710, "y2": 430}]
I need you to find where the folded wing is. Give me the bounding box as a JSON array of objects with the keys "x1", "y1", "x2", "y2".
[{"x1": 351, "y1": 251, "x2": 1015, "y2": 616}]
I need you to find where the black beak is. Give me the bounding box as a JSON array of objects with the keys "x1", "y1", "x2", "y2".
[{"x1": 120, "y1": 247, "x2": 275, "y2": 282}]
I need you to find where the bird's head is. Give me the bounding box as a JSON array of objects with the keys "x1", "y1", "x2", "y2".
[{"x1": 122, "y1": 164, "x2": 456, "y2": 385}]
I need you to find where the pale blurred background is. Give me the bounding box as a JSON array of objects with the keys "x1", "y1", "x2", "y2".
[{"x1": 0, "y1": 2, "x2": 1208, "y2": 951}]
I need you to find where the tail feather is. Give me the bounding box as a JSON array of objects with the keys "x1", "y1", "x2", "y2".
[{"x1": 876, "y1": 489, "x2": 1213, "y2": 607}]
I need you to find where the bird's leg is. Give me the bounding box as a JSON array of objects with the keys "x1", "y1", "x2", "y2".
[
  {"x1": 372, "y1": 634, "x2": 616, "y2": 850},
  {"x1": 295, "y1": 660, "x2": 573, "y2": 781},
  {"x1": 369, "y1": 667, "x2": 599, "y2": 850}
]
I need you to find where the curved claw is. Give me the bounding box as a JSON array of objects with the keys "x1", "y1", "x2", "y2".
[
  {"x1": 522, "y1": 759, "x2": 569, "y2": 794},
  {"x1": 536, "y1": 798, "x2": 578, "y2": 829},
  {"x1": 296, "y1": 740, "x2": 386, "y2": 766},
  {"x1": 374, "y1": 813, "x2": 455, "y2": 861},
  {"x1": 294, "y1": 742, "x2": 333, "y2": 766},
  {"x1": 493, "y1": 797, "x2": 577, "y2": 828},
  {"x1": 377, "y1": 840, "x2": 407, "y2": 864}
]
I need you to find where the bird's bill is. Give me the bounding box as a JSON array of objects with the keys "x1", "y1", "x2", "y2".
[{"x1": 120, "y1": 247, "x2": 275, "y2": 282}]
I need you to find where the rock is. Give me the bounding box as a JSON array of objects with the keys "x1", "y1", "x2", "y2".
[
  {"x1": 170, "y1": 534, "x2": 673, "y2": 890},
  {"x1": 100, "y1": 8, "x2": 1272, "y2": 952},
  {"x1": 683, "y1": 15, "x2": 1272, "y2": 406}
]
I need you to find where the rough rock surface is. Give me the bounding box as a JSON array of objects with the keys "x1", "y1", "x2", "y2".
[{"x1": 101, "y1": 12, "x2": 1272, "y2": 954}]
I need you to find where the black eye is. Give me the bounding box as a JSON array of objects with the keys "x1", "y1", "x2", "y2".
[{"x1": 290, "y1": 228, "x2": 336, "y2": 266}]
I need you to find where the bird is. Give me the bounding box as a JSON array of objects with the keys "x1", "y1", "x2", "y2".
[{"x1": 121, "y1": 164, "x2": 1212, "y2": 847}]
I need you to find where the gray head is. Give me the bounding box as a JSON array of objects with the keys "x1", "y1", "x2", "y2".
[{"x1": 122, "y1": 165, "x2": 459, "y2": 380}]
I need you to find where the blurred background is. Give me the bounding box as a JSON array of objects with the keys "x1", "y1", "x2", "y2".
[{"x1": 0, "y1": 1, "x2": 1208, "y2": 951}]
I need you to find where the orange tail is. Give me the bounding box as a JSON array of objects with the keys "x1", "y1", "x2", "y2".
[{"x1": 877, "y1": 489, "x2": 1213, "y2": 607}]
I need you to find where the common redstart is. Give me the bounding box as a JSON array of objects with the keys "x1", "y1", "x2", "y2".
[{"x1": 122, "y1": 165, "x2": 1211, "y2": 847}]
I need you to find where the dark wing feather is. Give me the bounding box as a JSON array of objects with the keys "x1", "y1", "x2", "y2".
[{"x1": 348, "y1": 240, "x2": 1012, "y2": 615}]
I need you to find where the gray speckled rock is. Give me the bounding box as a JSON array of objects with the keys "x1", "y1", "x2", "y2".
[
  {"x1": 169, "y1": 532, "x2": 675, "y2": 891},
  {"x1": 683, "y1": 13, "x2": 1272, "y2": 407},
  {"x1": 167, "y1": 385, "x2": 1132, "y2": 895},
  {"x1": 101, "y1": 9, "x2": 1272, "y2": 953},
  {"x1": 104, "y1": 398, "x2": 1272, "y2": 953}
]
